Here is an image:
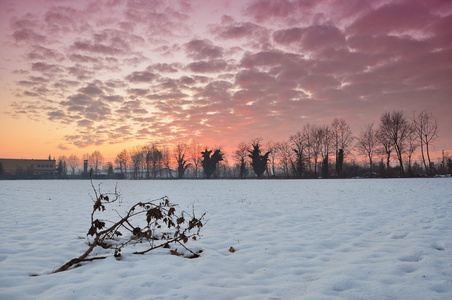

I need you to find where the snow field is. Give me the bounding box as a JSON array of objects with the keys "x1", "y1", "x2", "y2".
[{"x1": 0, "y1": 178, "x2": 451, "y2": 299}]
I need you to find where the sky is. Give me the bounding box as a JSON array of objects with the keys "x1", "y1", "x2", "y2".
[{"x1": 1, "y1": 0, "x2": 451, "y2": 163}]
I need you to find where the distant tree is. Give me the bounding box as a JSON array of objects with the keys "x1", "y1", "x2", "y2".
[
  {"x1": 107, "y1": 162, "x2": 114, "y2": 175},
  {"x1": 319, "y1": 125, "x2": 333, "y2": 178},
  {"x1": 379, "y1": 111, "x2": 411, "y2": 177},
  {"x1": 265, "y1": 141, "x2": 278, "y2": 177},
  {"x1": 143, "y1": 146, "x2": 152, "y2": 179},
  {"x1": 201, "y1": 148, "x2": 224, "y2": 178},
  {"x1": 57, "y1": 156, "x2": 67, "y2": 176},
  {"x1": 356, "y1": 123, "x2": 378, "y2": 176},
  {"x1": 302, "y1": 124, "x2": 314, "y2": 178},
  {"x1": 276, "y1": 140, "x2": 295, "y2": 178},
  {"x1": 413, "y1": 111, "x2": 439, "y2": 176},
  {"x1": 331, "y1": 118, "x2": 354, "y2": 177},
  {"x1": 189, "y1": 141, "x2": 202, "y2": 178},
  {"x1": 161, "y1": 147, "x2": 173, "y2": 178},
  {"x1": 311, "y1": 125, "x2": 323, "y2": 178},
  {"x1": 290, "y1": 131, "x2": 305, "y2": 178},
  {"x1": 130, "y1": 146, "x2": 144, "y2": 179},
  {"x1": 0, "y1": 162, "x2": 3, "y2": 175},
  {"x1": 89, "y1": 151, "x2": 104, "y2": 175},
  {"x1": 234, "y1": 142, "x2": 249, "y2": 179},
  {"x1": 68, "y1": 154, "x2": 79, "y2": 175},
  {"x1": 149, "y1": 144, "x2": 163, "y2": 178},
  {"x1": 56, "y1": 160, "x2": 64, "y2": 176},
  {"x1": 376, "y1": 127, "x2": 393, "y2": 177},
  {"x1": 115, "y1": 149, "x2": 129, "y2": 174},
  {"x1": 174, "y1": 143, "x2": 191, "y2": 179},
  {"x1": 248, "y1": 142, "x2": 270, "y2": 178},
  {"x1": 406, "y1": 124, "x2": 419, "y2": 176}
]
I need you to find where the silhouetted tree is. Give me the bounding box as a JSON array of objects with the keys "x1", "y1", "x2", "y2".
[
  {"x1": 89, "y1": 150, "x2": 104, "y2": 175},
  {"x1": 276, "y1": 141, "x2": 294, "y2": 178},
  {"x1": 148, "y1": 144, "x2": 162, "y2": 178},
  {"x1": 376, "y1": 127, "x2": 393, "y2": 177},
  {"x1": 322, "y1": 156, "x2": 329, "y2": 179},
  {"x1": 379, "y1": 111, "x2": 411, "y2": 177},
  {"x1": 248, "y1": 142, "x2": 270, "y2": 178},
  {"x1": 406, "y1": 125, "x2": 419, "y2": 176},
  {"x1": 319, "y1": 125, "x2": 333, "y2": 178},
  {"x1": 265, "y1": 141, "x2": 278, "y2": 177},
  {"x1": 336, "y1": 149, "x2": 344, "y2": 177},
  {"x1": 115, "y1": 149, "x2": 128, "y2": 174},
  {"x1": 413, "y1": 111, "x2": 439, "y2": 176},
  {"x1": 234, "y1": 142, "x2": 249, "y2": 179},
  {"x1": 356, "y1": 123, "x2": 378, "y2": 176},
  {"x1": 161, "y1": 147, "x2": 173, "y2": 178},
  {"x1": 107, "y1": 162, "x2": 114, "y2": 175},
  {"x1": 302, "y1": 124, "x2": 314, "y2": 177},
  {"x1": 68, "y1": 154, "x2": 79, "y2": 175},
  {"x1": 130, "y1": 146, "x2": 144, "y2": 179},
  {"x1": 189, "y1": 141, "x2": 202, "y2": 178},
  {"x1": 201, "y1": 148, "x2": 223, "y2": 178},
  {"x1": 56, "y1": 160, "x2": 64, "y2": 176},
  {"x1": 290, "y1": 132, "x2": 305, "y2": 178},
  {"x1": 331, "y1": 118, "x2": 354, "y2": 177},
  {"x1": 311, "y1": 125, "x2": 323, "y2": 178},
  {"x1": 174, "y1": 143, "x2": 191, "y2": 179}
]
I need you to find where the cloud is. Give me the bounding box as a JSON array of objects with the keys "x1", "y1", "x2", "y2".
[
  {"x1": 347, "y1": 2, "x2": 435, "y2": 36},
  {"x1": 185, "y1": 39, "x2": 223, "y2": 60},
  {"x1": 245, "y1": 0, "x2": 296, "y2": 22},
  {"x1": 187, "y1": 59, "x2": 231, "y2": 73},
  {"x1": 274, "y1": 24, "x2": 346, "y2": 52},
  {"x1": 31, "y1": 62, "x2": 64, "y2": 74},
  {"x1": 126, "y1": 71, "x2": 157, "y2": 83}
]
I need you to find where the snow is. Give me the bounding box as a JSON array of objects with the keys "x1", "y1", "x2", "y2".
[{"x1": 1, "y1": 178, "x2": 451, "y2": 299}]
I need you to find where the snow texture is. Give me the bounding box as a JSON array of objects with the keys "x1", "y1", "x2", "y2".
[{"x1": 1, "y1": 178, "x2": 451, "y2": 299}]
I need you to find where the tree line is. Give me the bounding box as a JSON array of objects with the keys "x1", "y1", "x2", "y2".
[{"x1": 55, "y1": 110, "x2": 451, "y2": 179}]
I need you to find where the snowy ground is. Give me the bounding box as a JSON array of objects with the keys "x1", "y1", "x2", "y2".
[{"x1": 0, "y1": 178, "x2": 451, "y2": 299}]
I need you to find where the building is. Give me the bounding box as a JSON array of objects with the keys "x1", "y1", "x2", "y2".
[{"x1": 0, "y1": 158, "x2": 56, "y2": 175}]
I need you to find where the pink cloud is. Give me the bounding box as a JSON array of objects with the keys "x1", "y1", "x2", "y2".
[{"x1": 185, "y1": 39, "x2": 223, "y2": 60}]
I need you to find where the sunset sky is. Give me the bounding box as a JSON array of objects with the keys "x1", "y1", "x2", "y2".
[{"x1": 1, "y1": 0, "x2": 451, "y2": 163}]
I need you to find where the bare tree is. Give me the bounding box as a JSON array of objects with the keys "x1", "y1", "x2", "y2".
[
  {"x1": 130, "y1": 146, "x2": 144, "y2": 179},
  {"x1": 189, "y1": 141, "x2": 202, "y2": 178},
  {"x1": 234, "y1": 142, "x2": 249, "y2": 179},
  {"x1": 265, "y1": 140, "x2": 278, "y2": 177},
  {"x1": 331, "y1": 118, "x2": 354, "y2": 177},
  {"x1": 149, "y1": 144, "x2": 163, "y2": 179},
  {"x1": 356, "y1": 123, "x2": 378, "y2": 176},
  {"x1": 413, "y1": 111, "x2": 439, "y2": 176},
  {"x1": 406, "y1": 125, "x2": 419, "y2": 176},
  {"x1": 115, "y1": 149, "x2": 129, "y2": 174},
  {"x1": 311, "y1": 125, "x2": 323, "y2": 178},
  {"x1": 276, "y1": 141, "x2": 294, "y2": 178},
  {"x1": 302, "y1": 124, "x2": 314, "y2": 178},
  {"x1": 161, "y1": 147, "x2": 173, "y2": 178},
  {"x1": 376, "y1": 128, "x2": 393, "y2": 177},
  {"x1": 290, "y1": 131, "x2": 306, "y2": 178},
  {"x1": 143, "y1": 146, "x2": 152, "y2": 179},
  {"x1": 89, "y1": 151, "x2": 104, "y2": 175},
  {"x1": 174, "y1": 143, "x2": 191, "y2": 179},
  {"x1": 379, "y1": 111, "x2": 411, "y2": 177},
  {"x1": 319, "y1": 125, "x2": 333, "y2": 178},
  {"x1": 68, "y1": 154, "x2": 79, "y2": 175}
]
